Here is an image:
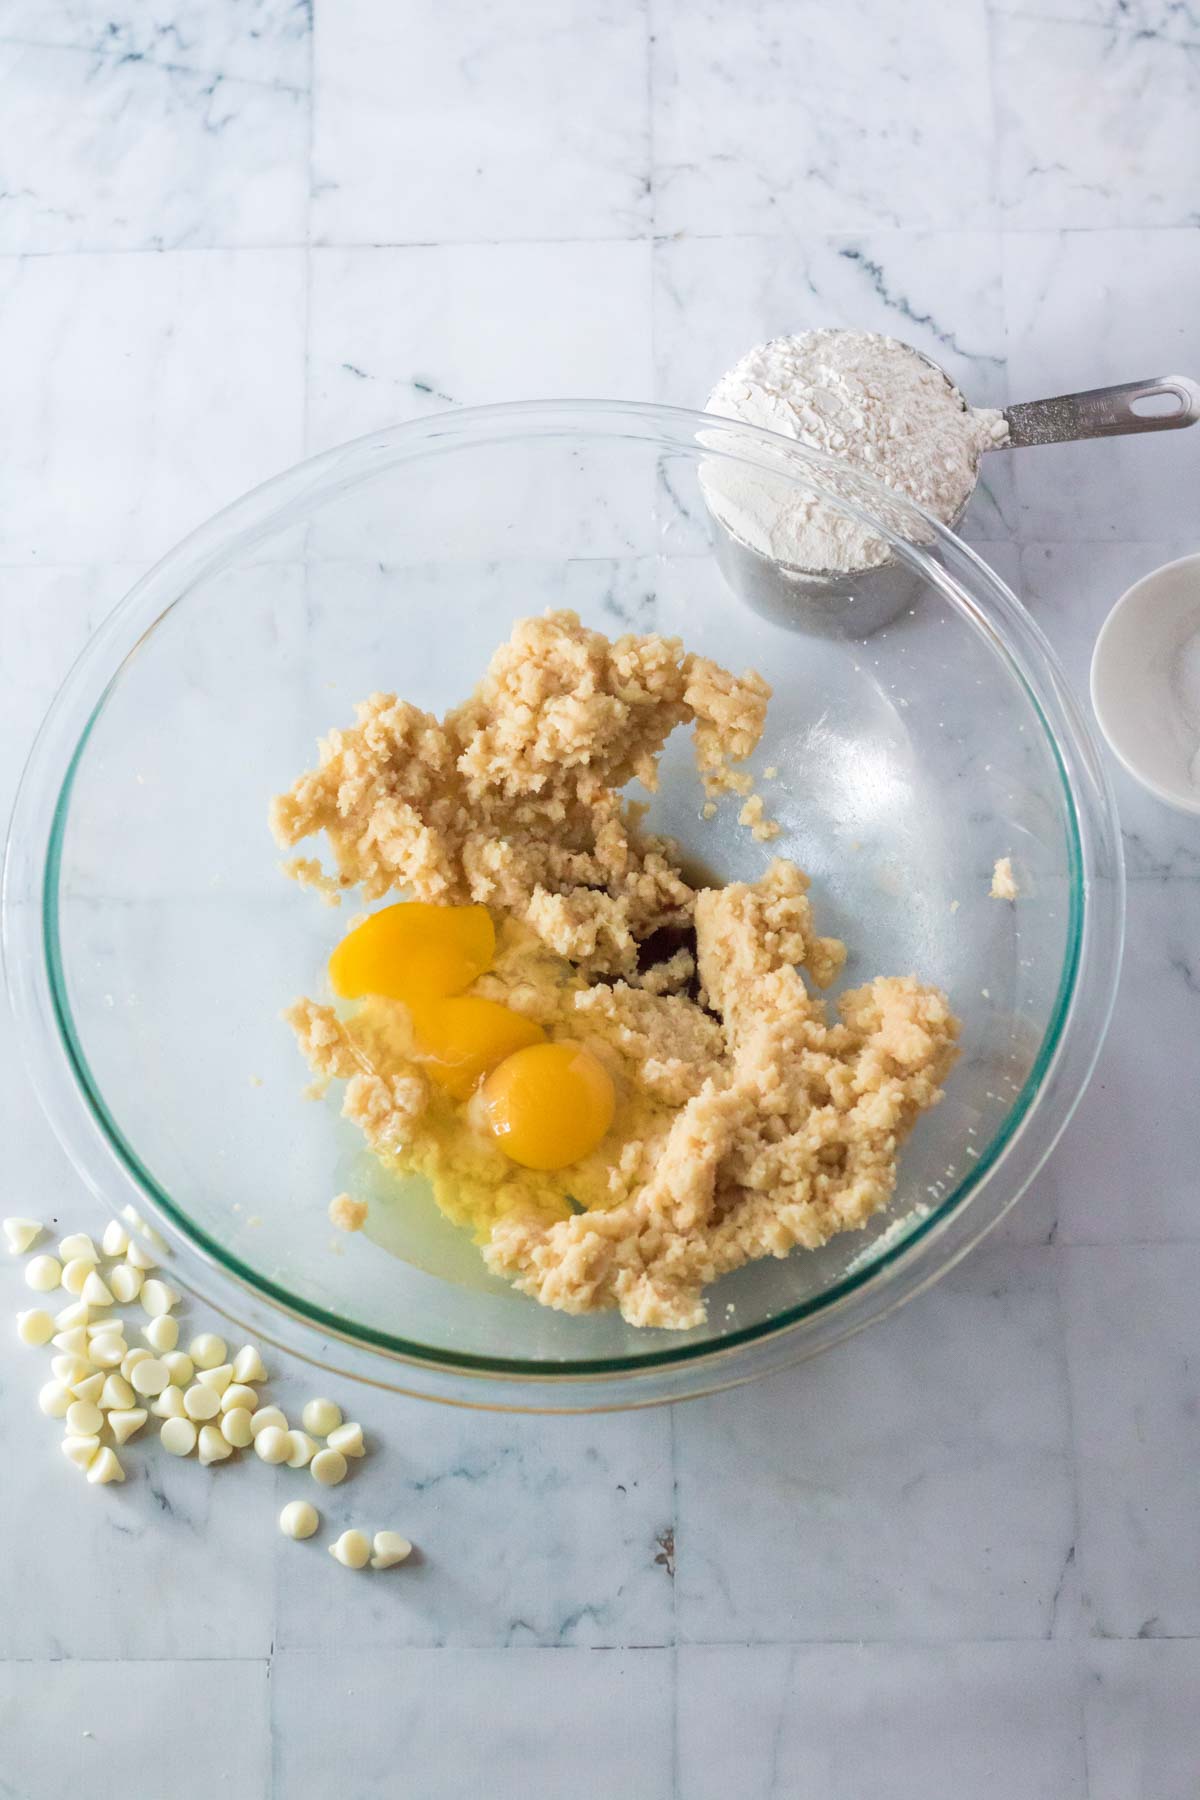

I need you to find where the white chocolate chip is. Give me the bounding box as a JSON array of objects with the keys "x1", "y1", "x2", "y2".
[
  {"x1": 25, "y1": 1255, "x2": 62, "y2": 1292},
  {"x1": 80, "y1": 1270, "x2": 114, "y2": 1308},
  {"x1": 370, "y1": 1532, "x2": 413, "y2": 1570},
  {"x1": 197, "y1": 1363, "x2": 232, "y2": 1397},
  {"x1": 89, "y1": 1336, "x2": 126, "y2": 1370},
  {"x1": 189, "y1": 1333, "x2": 227, "y2": 1370},
  {"x1": 232, "y1": 1345, "x2": 267, "y2": 1384},
  {"x1": 121, "y1": 1348, "x2": 152, "y2": 1382},
  {"x1": 86, "y1": 1317, "x2": 118, "y2": 1337},
  {"x1": 60, "y1": 1257, "x2": 93, "y2": 1296},
  {"x1": 87, "y1": 1446, "x2": 125, "y2": 1485},
  {"x1": 55, "y1": 1300, "x2": 90, "y2": 1329},
  {"x1": 329, "y1": 1529, "x2": 370, "y2": 1569},
  {"x1": 109, "y1": 1264, "x2": 143, "y2": 1305},
  {"x1": 151, "y1": 1386, "x2": 186, "y2": 1420},
  {"x1": 100, "y1": 1373, "x2": 135, "y2": 1411},
  {"x1": 66, "y1": 1399, "x2": 104, "y2": 1436},
  {"x1": 254, "y1": 1426, "x2": 291, "y2": 1464},
  {"x1": 140, "y1": 1279, "x2": 178, "y2": 1317},
  {"x1": 3, "y1": 1217, "x2": 43, "y2": 1255},
  {"x1": 108, "y1": 1407, "x2": 147, "y2": 1445},
  {"x1": 280, "y1": 1500, "x2": 319, "y2": 1540},
  {"x1": 161, "y1": 1417, "x2": 197, "y2": 1456},
  {"x1": 51, "y1": 1353, "x2": 91, "y2": 1388},
  {"x1": 131, "y1": 1358, "x2": 170, "y2": 1397},
  {"x1": 310, "y1": 1448, "x2": 348, "y2": 1487},
  {"x1": 220, "y1": 1383, "x2": 258, "y2": 1415},
  {"x1": 327, "y1": 1422, "x2": 365, "y2": 1460},
  {"x1": 220, "y1": 1407, "x2": 253, "y2": 1448},
  {"x1": 301, "y1": 1398, "x2": 342, "y2": 1437},
  {"x1": 58, "y1": 1233, "x2": 98, "y2": 1264},
  {"x1": 182, "y1": 1384, "x2": 220, "y2": 1422},
  {"x1": 126, "y1": 1240, "x2": 157, "y2": 1271},
  {"x1": 142, "y1": 1314, "x2": 178, "y2": 1353},
  {"x1": 16, "y1": 1309, "x2": 54, "y2": 1347},
  {"x1": 285, "y1": 1430, "x2": 318, "y2": 1469},
  {"x1": 101, "y1": 1220, "x2": 130, "y2": 1258},
  {"x1": 71, "y1": 1372, "x2": 105, "y2": 1404},
  {"x1": 62, "y1": 1434, "x2": 101, "y2": 1471},
  {"x1": 162, "y1": 1351, "x2": 194, "y2": 1387},
  {"x1": 249, "y1": 1405, "x2": 288, "y2": 1438},
  {"x1": 51, "y1": 1326, "x2": 89, "y2": 1358},
  {"x1": 38, "y1": 1380, "x2": 73, "y2": 1418},
  {"x1": 198, "y1": 1424, "x2": 232, "y2": 1465}
]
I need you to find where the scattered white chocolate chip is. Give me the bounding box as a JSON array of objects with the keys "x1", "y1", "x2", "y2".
[
  {"x1": 220, "y1": 1383, "x2": 258, "y2": 1415},
  {"x1": 161, "y1": 1417, "x2": 197, "y2": 1456},
  {"x1": 66, "y1": 1400, "x2": 104, "y2": 1436},
  {"x1": 126, "y1": 1240, "x2": 157, "y2": 1271},
  {"x1": 310, "y1": 1448, "x2": 348, "y2": 1487},
  {"x1": 55, "y1": 1300, "x2": 90, "y2": 1330},
  {"x1": 25, "y1": 1255, "x2": 62, "y2": 1292},
  {"x1": 220, "y1": 1407, "x2": 253, "y2": 1449},
  {"x1": 329, "y1": 1529, "x2": 370, "y2": 1569},
  {"x1": 302, "y1": 1398, "x2": 341, "y2": 1437},
  {"x1": 89, "y1": 1336, "x2": 126, "y2": 1370},
  {"x1": 370, "y1": 1532, "x2": 413, "y2": 1570},
  {"x1": 151, "y1": 1386, "x2": 185, "y2": 1420},
  {"x1": 254, "y1": 1426, "x2": 291, "y2": 1464},
  {"x1": 249, "y1": 1405, "x2": 288, "y2": 1438},
  {"x1": 327, "y1": 1422, "x2": 365, "y2": 1460},
  {"x1": 80, "y1": 1270, "x2": 114, "y2": 1308},
  {"x1": 131, "y1": 1358, "x2": 169, "y2": 1398},
  {"x1": 52, "y1": 1354, "x2": 91, "y2": 1388},
  {"x1": 140, "y1": 1279, "x2": 178, "y2": 1317},
  {"x1": 60, "y1": 1258, "x2": 93, "y2": 1296},
  {"x1": 17, "y1": 1309, "x2": 54, "y2": 1347},
  {"x1": 51, "y1": 1326, "x2": 89, "y2": 1358},
  {"x1": 71, "y1": 1372, "x2": 105, "y2": 1405},
  {"x1": 280, "y1": 1500, "x2": 319, "y2": 1540},
  {"x1": 87, "y1": 1446, "x2": 125, "y2": 1485},
  {"x1": 183, "y1": 1384, "x2": 220, "y2": 1422},
  {"x1": 100, "y1": 1373, "x2": 135, "y2": 1411},
  {"x1": 189, "y1": 1333, "x2": 227, "y2": 1370},
  {"x1": 108, "y1": 1408, "x2": 147, "y2": 1445},
  {"x1": 58, "y1": 1233, "x2": 98, "y2": 1264},
  {"x1": 62, "y1": 1434, "x2": 101, "y2": 1471},
  {"x1": 101, "y1": 1220, "x2": 129, "y2": 1258},
  {"x1": 38, "y1": 1380, "x2": 73, "y2": 1418},
  {"x1": 86, "y1": 1317, "x2": 117, "y2": 1338},
  {"x1": 232, "y1": 1345, "x2": 267, "y2": 1384},
  {"x1": 329, "y1": 1192, "x2": 368, "y2": 1233},
  {"x1": 109, "y1": 1264, "x2": 143, "y2": 1305},
  {"x1": 198, "y1": 1424, "x2": 232, "y2": 1466},
  {"x1": 142, "y1": 1313, "x2": 178, "y2": 1353},
  {"x1": 161, "y1": 1351, "x2": 194, "y2": 1387},
  {"x1": 285, "y1": 1430, "x2": 317, "y2": 1469},
  {"x1": 4, "y1": 1217, "x2": 44, "y2": 1255},
  {"x1": 197, "y1": 1363, "x2": 233, "y2": 1397}
]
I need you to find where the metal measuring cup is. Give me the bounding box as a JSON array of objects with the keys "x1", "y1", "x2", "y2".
[{"x1": 708, "y1": 369, "x2": 1200, "y2": 638}]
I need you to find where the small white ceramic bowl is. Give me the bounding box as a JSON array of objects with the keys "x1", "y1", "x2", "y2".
[{"x1": 1091, "y1": 551, "x2": 1200, "y2": 816}]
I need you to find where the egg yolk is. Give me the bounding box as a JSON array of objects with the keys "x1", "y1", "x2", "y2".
[
  {"x1": 408, "y1": 996, "x2": 546, "y2": 1101},
  {"x1": 480, "y1": 1041, "x2": 616, "y2": 1171},
  {"x1": 329, "y1": 902, "x2": 494, "y2": 1005}
]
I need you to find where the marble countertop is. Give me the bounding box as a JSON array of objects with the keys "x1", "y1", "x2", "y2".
[{"x1": 1, "y1": 2, "x2": 1198, "y2": 1795}]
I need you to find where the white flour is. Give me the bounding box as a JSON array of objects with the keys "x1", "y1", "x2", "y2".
[
  {"x1": 704, "y1": 329, "x2": 1008, "y2": 574},
  {"x1": 1170, "y1": 622, "x2": 1200, "y2": 786}
]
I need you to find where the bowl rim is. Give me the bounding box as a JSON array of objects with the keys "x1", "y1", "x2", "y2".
[{"x1": 3, "y1": 399, "x2": 1126, "y2": 1407}]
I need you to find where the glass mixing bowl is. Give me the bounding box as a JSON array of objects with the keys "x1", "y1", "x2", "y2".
[{"x1": 3, "y1": 403, "x2": 1123, "y2": 1410}]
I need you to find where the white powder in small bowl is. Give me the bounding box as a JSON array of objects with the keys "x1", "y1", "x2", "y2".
[
  {"x1": 704, "y1": 329, "x2": 1008, "y2": 575},
  {"x1": 1169, "y1": 622, "x2": 1200, "y2": 787}
]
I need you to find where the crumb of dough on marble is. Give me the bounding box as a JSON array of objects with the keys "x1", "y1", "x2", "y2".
[
  {"x1": 737, "y1": 793, "x2": 780, "y2": 842},
  {"x1": 990, "y1": 855, "x2": 1018, "y2": 901},
  {"x1": 329, "y1": 1192, "x2": 368, "y2": 1233},
  {"x1": 275, "y1": 614, "x2": 959, "y2": 1331},
  {"x1": 248, "y1": 1073, "x2": 263, "y2": 1088},
  {"x1": 701, "y1": 801, "x2": 717, "y2": 821},
  {"x1": 763, "y1": 765, "x2": 779, "y2": 780}
]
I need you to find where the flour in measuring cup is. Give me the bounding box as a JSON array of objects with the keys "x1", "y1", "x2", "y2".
[{"x1": 704, "y1": 329, "x2": 1008, "y2": 574}]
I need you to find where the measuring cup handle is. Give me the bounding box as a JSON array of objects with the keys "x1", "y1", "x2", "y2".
[{"x1": 1002, "y1": 374, "x2": 1200, "y2": 448}]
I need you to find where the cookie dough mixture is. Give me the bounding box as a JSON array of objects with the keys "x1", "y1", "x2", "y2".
[{"x1": 272, "y1": 610, "x2": 959, "y2": 1330}]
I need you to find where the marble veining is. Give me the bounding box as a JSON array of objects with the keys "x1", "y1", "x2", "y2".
[{"x1": 1, "y1": 0, "x2": 1198, "y2": 1793}]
